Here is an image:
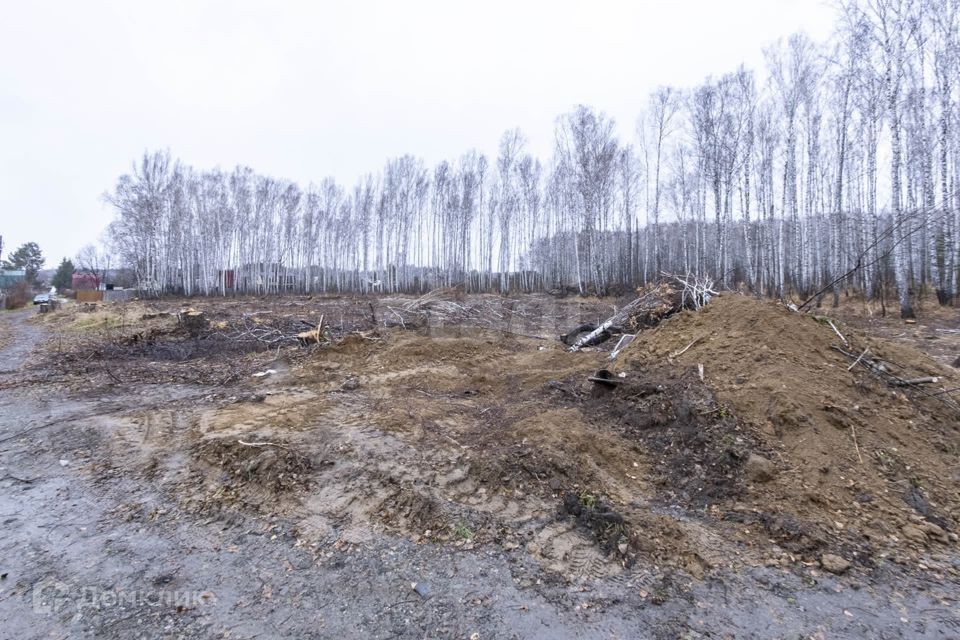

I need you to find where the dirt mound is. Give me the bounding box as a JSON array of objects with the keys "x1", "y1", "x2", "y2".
[
  {"x1": 559, "y1": 491, "x2": 629, "y2": 554},
  {"x1": 191, "y1": 437, "x2": 313, "y2": 493},
  {"x1": 592, "y1": 364, "x2": 771, "y2": 506},
  {"x1": 614, "y1": 293, "x2": 960, "y2": 564}
]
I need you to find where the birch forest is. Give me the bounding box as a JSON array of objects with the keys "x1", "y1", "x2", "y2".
[{"x1": 106, "y1": 0, "x2": 960, "y2": 317}]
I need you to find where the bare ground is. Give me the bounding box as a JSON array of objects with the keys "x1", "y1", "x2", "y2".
[{"x1": 1, "y1": 293, "x2": 958, "y2": 638}]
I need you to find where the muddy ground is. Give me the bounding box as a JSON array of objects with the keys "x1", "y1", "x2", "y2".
[{"x1": 1, "y1": 292, "x2": 959, "y2": 638}]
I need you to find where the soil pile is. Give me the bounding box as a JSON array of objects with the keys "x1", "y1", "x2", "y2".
[{"x1": 614, "y1": 293, "x2": 960, "y2": 568}]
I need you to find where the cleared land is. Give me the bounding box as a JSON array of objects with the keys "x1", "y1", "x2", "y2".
[{"x1": 0, "y1": 292, "x2": 958, "y2": 638}]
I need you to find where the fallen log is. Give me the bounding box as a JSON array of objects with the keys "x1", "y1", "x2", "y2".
[
  {"x1": 560, "y1": 323, "x2": 598, "y2": 346},
  {"x1": 833, "y1": 346, "x2": 942, "y2": 388},
  {"x1": 568, "y1": 284, "x2": 683, "y2": 352},
  {"x1": 889, "y1": 376, "x2": 941, "y2": 387},
  {"x1": 561, "y1": 324, "x2": 629, "y2": 347}
]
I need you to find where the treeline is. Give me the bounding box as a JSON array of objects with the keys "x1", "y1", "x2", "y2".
[{"x1": 105, "y1": 0, "x2": 959, "y2": 316}]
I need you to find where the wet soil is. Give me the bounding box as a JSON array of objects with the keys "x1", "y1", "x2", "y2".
[{"x1": 1, "y1": 298, "x2": 958, "y2": 638}]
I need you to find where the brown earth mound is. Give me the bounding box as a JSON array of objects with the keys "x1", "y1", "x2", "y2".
[{"x1": 614, "y1": 293, "x2": 960, "y2": 567}]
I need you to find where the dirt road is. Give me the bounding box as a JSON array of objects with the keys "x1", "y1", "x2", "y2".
[{"x1": 0, "y1": 307, "x2": 957, "y2": 638}]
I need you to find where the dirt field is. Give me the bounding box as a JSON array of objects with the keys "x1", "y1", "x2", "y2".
[{"x1": 1, "y1": 292, "x2": 959, "y2": 638}]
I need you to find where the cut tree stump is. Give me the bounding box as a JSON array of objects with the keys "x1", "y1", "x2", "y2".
[
  {"x1": 177, "y1": 309, "x2": 208, "y2": 336},
  {"x1": 297, "y1": 320, "x2": 325, "y2": 346}
]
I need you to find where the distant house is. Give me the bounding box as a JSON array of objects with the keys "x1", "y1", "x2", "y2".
[
  {"x1": 72, "y1": 272, "x2": 99, "y2": 290},
  {"x1": 218, "y1": 269, "x2": 236, "y2": 291},
  {"x1": 0, "y1": 269, "x2": 26, "y2": 290}
]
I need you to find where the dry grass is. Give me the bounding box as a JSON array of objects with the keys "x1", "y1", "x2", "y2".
[{"x1": 3, "y1": 281, "x2": 31, "y2": 310}]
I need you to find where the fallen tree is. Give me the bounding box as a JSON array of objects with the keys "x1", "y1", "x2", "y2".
[
  {"x1": 567, "y1": 284, "x2": 684, "y2": 352},
  {"x1": 560, "y1": 323, "x2": 621, "y2": 347}
]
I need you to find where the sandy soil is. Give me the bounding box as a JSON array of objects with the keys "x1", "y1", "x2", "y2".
[{"x1": 0, "y1": 294, "x2": 958, "y2": 638}]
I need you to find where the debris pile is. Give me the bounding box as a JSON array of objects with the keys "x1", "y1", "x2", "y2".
[
  {"x1": 563, "y1": 283, "x2": 686, "y2": 351},
  {"x1": 191, "y1": 436, "x2": 313, "y2": 494}
]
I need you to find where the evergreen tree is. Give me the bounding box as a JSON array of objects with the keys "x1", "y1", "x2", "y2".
[
  {"x1": 52, "y1": 257, "x2": 75, "y2": 290},
  {"x1": 1, "y1": 242, "x2": 44, "y2": 282}
]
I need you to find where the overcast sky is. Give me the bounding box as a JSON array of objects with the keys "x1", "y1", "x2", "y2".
[{"x1": 0, "y1": 0, "x2": 836, "y2": 266}]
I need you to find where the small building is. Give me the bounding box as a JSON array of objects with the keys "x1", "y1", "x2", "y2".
[
  {"x1": 218, "y1": 269, "x2": 236, "y2": 290},
  {"x1": 0, "y1": 269, "x2": 26, "y2": 290},
  {"x1": 72, "y1": 272, "x2": 99, "y2": 290}
]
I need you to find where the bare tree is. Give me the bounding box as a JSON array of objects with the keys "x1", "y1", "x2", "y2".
[{"x1": 99, "y1": 1, "x2": 958, "y2": 313}]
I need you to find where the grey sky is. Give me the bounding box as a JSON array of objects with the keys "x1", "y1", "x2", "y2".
[{"x1": 0, "y1": 0, "x2": 835, "y2": 266}]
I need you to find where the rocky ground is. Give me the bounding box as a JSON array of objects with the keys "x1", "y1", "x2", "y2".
[{"x1": 0, "y1": 293, "x2": 958, "y2": 638}]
